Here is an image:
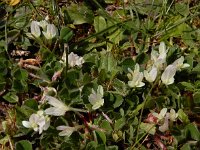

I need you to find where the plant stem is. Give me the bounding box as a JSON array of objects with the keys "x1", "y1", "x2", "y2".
[
  {"x1": 64, "y1": 43, "x2": 68, "y2": 84},
  {"x1": 134, "y1": 77, "x2": 160, "y2": 148},
  {"x1": 70, "y1": 107, "x2": 88, "y2": 113}
]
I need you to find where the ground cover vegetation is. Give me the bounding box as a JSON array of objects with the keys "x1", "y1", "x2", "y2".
[{"x1": 0, "y1": 0, "x2": 200, "y2": 149}]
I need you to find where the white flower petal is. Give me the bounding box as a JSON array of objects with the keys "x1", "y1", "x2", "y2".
[
  {"x1": 172, "y1": 56, "x2": 190, "y2": 70},
  {"x1": 31, "y1": 21, "x2": 41, "y2": 38},
  {"x1": 159, "y1": 42, "x2": 167, "y2": 55},
  {"x1": 38, "y1": 20, "x2": 48, "y2": 30},
  {"x1": 159, "y1": 108, "x2": 168, "y2": 119},
  {"x1": 161, "y1": 65, "x2": 176, "y2": 85},
  {"x1": 88, "y1": 85, "x2": 104, "y2": 110},
  {"x1": 56, "y1": 126, "x2": 76, "y2": 137},
  {"x1": 169, "y1": 109, "x2": 178, "y2": 121},
  {"x1": 68, "y1": 52, "x2": 84, "y2": 67},
  {"x1": 127, "y1": 65, "x2": 145, "y2": 88},
  {"x1": 182, "y1": 63, "x2": 190, "y2": 68},
  {"x1": 43, "y1": 116, "x2": 50, "y2": 130},
  {"x1": 45, "y1": 95, "x2": 68, "y2": 110},
  {"x1": 97, "y1": 85, "x2": 104, "y2": 96},
  {"x1": 33, "y1": 126, "x2": 39, "y2": 132},
  {"x1": 159, "y1": 117, "x2": 169, "y2": 132},
  {"x1": 22, "y1": 121, "x2": 31, "y2": 128},
  {"x1": 45, "y1": 107, "x2": 67, "y2": 116},
  {"x1": 137, "y1": 82, "x2": 145, "y2": 87},
  {"x1": 29, "y1": 114, "x2": 40, "y2": 123},
  {"x1": 144, "y1": 67, "x2": 157, "y2": 82},
  {"x1": 43, "y1": 24, "x2": 57, "y2": 39}
]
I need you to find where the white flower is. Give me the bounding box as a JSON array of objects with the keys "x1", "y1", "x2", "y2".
[
  {"x1": 22, "y1": 110, "x2": 50, "y2": 134},
  {"x1": 161, "y1": 65, "x2": 176, "y2": 85},
  {"x1": 151, "y1": 42, "x2": 168, "y2": 70},
  {"x1": 88, "y1": 85, "x2": 104, "y2": 110},
  {"x1": 172, "y1": 56, "x2": 190, "y2": 71},
  {"x1": 44, "y1": 96, "x2": 69, "y2": 116},
  {"x1": 42, "y1": 24, "x2": 57, "y2": 39},
  {"x1": 169, "y1": 109, "x2": 178, "y2": 121},
  {"x1": 31, "y1": 21, "x2": 41, "y2": 38},
  {"x1": 68, "y1": 52, "x2": 85, "y2": 67},
  {"x1": 36, "y1": 111, "x2": 50, "y2": 134},
  {"x1": 56, "y1": 126, "x2": 77, "y2": 137},
  {"x1": 159, "y1": 113, "x2": 169, "y2": 132},
  {"x1": 127, "y1": 64, "x2": 145, "y2": 88},
  {"x1": 22, "y1": 114, "x2": 39, "y2": 132},
  {"x1": 152, "y1": 108, "x2": 167, "y2": 120},
  {"x1": 38, "y1": 20, "x2": 48, "y2": 30},
  {"x1": 144, "y1": 66, "x2": 157, "y2": 83},
  {"x1": 158, "y1": 42, "x2": 168, "y2": 61},
  {"x1": 152, "y1": 108, "x2": 178, "y2": 132}
]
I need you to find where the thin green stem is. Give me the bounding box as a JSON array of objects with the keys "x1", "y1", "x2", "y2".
[
  {"x1": 133, "y1": 124, "x2": 156, "y2": 149},
  {"x1": 64, "y1": 43, "x2": 68, "y2": 84},
  {"x1": 69, "y1": 107, "x2": 88, "y2": 113},
  {"x1": 134, "y1": 77, "x2": 160, "y2": 148}
]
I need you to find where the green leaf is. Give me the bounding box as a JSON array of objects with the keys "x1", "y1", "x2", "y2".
[
  {"x1": 120, "y1": 58, "x2": 135, "y2": 72},
  {"x1": 16, "y1": 140, "x2": 32, "y2": 150},
  {"x1": 180, "y1": 143, "x2": 191, "y2": 150},
  {"x1": 60, "y1": 27, "x2": 74, "y2": 43},
  {"x1": 192, "y1": 63, "x2": 200, "y2": 73},
  {"x1": 13, "y1": 68, "x2": 28, "y2": 80},
  {"x1": 107, "y1": 28, "x2": 124, "y2": 51},
  {"x1": 178, "y1": 82, "x2": 195, "y2": 91},
  {"x1": 175, "y1": 3, "x2": 189, "y2": 17},
  {"x1": 101, "y1": 120, "x2": 113, "y2": 132},
  {"x1": 94, "y1": 16, "x2": 107, "y2": 33},
  {"x1": 12, "y1": 79, "x2": 28, "y2": 93},
  {"x1": 7, "y1": 29, "x2": 20, "y2": 44},
  {"x1": 24, "y1": 99, "x2": 38, "y2": 110},
  {"x1": 112, "y1": 78, "x2": 128, "y2": 96},
  {"x1": 96, "y1": 130, "x2": 106, "y2": 144},
  {"x1": 140, "y1": 122, "x2": 156, "y2": 135},
  {"x1": 178, "y1": 109, "x2": 190, "y2": 124},
  {"x1": 136, "y1": 53, "x2": 149, "y2": 64},
  {"x1": 3, "y1": 92, "x2": 19, "y2": 103},
  {"x1": 193, "y1": 92, "x2": 200, "y2": 104},
  {"x1": 114, "y1": 117, "x2": 125, "y2": 130},
  {"x1": 66, "y1": 3, "x2": 94, "y2": 24},
  {"x1": 186, "y1": 123, "x2": 200, "y2": 141},
  {"x1": 85, "y1": 141, "x2": 97, "y2": 150},
  {"x1": 99, "y1": 51, "x2": 118, "y2": 73},
  {"x1": 96, "y1": 144, "x2": 106, "y2": 150},
  {"x1": 113, "y1": 94, "x2": 124, "y2": 108}
]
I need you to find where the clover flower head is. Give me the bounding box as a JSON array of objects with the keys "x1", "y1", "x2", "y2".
[
  {"x1": 151, "y1": 42, "x2": 168, "y2": 70},
  {"x1": 152, "y1": 108, "x2": 167, "y2": 120},
  {"x1": 56, "y1": 125, "x2": 77, "y2": 137},
  {"x1": 44, "y1": 96, "x2": 69, "y2": 116},
  {"x1": 127, "y1": 63, "x2": 145, "y2": 88},
  {"x1": 22, "y1": 110, "x2": 50, "y2": 134},
  {"x1": 152, "y1": 108, "x2": 178, "y2": 132},
  {"x1": 31, "y1": 21, "x2": 41, "y2": 38},
  {"x1": 68, "y1": 52, "x2": 85, "y2": 67},
  {"x1": 42, "y1": 24, "x2": 57, "y2": 40},
  {"x1": 161, "y1": 64, "x2": 177, "y2": 85},
  {"x1": 88, "y1": 85, "x2": 104, "y2": 110},
  {"x1": 38, "y1": 20, "x2": 48, "y2": 30},
  {"x1": 169, "y1": 108, "x2": 178, "y2": 121},
  {"x1": 159, "y1": 113, "x2": 169, "y2": 132},
  {"x1": 144, "y1": 66, "x2": 157, "y2": 83},
  {"x1": 172, "y1": 56, "x2": 190, "y2": 71}
]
